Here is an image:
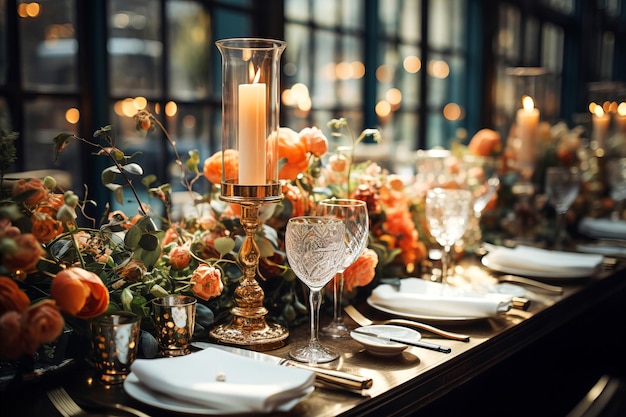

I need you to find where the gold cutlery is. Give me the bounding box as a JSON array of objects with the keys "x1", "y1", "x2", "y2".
[{"x1": 343, "y1": 305, "x2": 471, "y2": 342}]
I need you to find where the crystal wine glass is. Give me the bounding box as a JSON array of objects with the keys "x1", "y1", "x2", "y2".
[
  {"x1": 317, "y1": 199, "x2": 369, "y2": 338},
  {"x1": 285, "y1": 216, "x2": 346, "y2": 364},
  {"x1": 425, "y1": 188, "x2": 472, "y2": 284},
  {"x1": 544, "y1": 166, "x2": 580, "y2": 249}
]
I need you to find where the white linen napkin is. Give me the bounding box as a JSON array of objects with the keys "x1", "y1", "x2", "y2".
[
  {"x1": 484, "y1": 245, "x2": 603, "y2": 275},
  {"x1": 578, "y1": 217, "x2": 626, "y2": 240},
  {"x1": 129, "y1": 347, "x2": 315, "y2": 413},
  {"x1": 368, "y1": 278, "x2": 513, "y2": 318}
]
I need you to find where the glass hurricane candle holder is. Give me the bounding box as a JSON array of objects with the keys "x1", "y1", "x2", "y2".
[{"x1": 209, "y1": 38, "x2": 288, "y2": 350}]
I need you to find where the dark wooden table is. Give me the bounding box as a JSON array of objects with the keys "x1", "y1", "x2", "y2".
[{"x1": 3, "y1": 257, "x2": 626, "y2": 417}]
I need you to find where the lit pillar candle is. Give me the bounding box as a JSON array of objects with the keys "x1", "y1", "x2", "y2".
[
  {"x1": 238, "y1": 78, "x2": 267, "y2": 185},
  {"x1": 615, "y1": 102, "x2": 626, "y2": 134},
  {"x1": 516, "y1": 95, "x2": 540, "y2": 167},
  {"x1": 592, "y1": 105, "x2": 610, "y2": 149}
]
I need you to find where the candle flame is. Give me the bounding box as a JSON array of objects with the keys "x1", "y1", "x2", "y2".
[
  {"x1": 618, "y1": 102, "x2": 626, "y2": 116},
  {"x1": 522, "y1": 95, "x2": 534, "y2": 111},
  {"x1": 248, "y1": 62, "x2": 261, "y2": 84},
  {"x1": 594, "y1": 105, "x2": 605, "y2": 117}
]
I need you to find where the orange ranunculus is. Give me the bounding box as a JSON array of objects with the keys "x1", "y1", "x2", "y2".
[
  {"x1": 11, "y1": 178, "x2": 49, "y2": 206},
  {"x1": 342, "y1": 249, "x2": 379, "y2": 292},
  {"x1": 30, "y1": 211, "x2": 64, "y2": 243},
  {"x1": 21, "y1": 299, "x2": 65, "y2": 355},
  {"x1": 299, "y1": 126, "x2": 328, "y2": 157},
  {"x1": 277, "y1": 127, "x2": 307, "y2": 164},
  {"x1": 190, "y1": 264, "x2": 223, "y2": 301},
  {"x1": 468, "y1": 128, "x2": 502, "y2": 157},
  {"x1": 169, "y1": 245, "x2": 191, "y2": 269},
  {"x1": 50, "y1": 267, "x2": 109, "y2": 319},
  {"x1": 203, "y1": 149, "x2": 239, "y2": 184},
  {"x1": 2, "y1": 233, "x2": 45, "y2": 275},
  {"x1": 0, "y1": 276, "x2": 30, "y2": 315}
]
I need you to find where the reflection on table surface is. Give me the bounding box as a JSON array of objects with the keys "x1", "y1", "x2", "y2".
[{"x1": 2, "y1": 256, "x2": 626, "y2": 417}]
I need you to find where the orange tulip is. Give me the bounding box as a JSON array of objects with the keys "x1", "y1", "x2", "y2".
[{"x1": 50, "y1": 267, "x2": 109, "y2": 319}]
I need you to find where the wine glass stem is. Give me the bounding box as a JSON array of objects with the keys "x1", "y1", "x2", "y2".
[
  {"x1": 331, "y1": 271, "x2": 345, "y2": 324},
  {"x1": 555, "y1": 211, "x2": 566, "y2": 249},
  {"x1": 441, "y1": 244, "x2": 451, "y2": 284},
  {"x1": 309, "y1": 288, "x2": 323, "y2": 349}
]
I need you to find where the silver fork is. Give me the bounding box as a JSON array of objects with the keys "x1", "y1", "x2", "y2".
[{"x1": 47, "y1": 386, "x2": 150, "y2": 417}]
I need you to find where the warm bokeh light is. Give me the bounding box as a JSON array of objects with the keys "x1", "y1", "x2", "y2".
[
  {"x1": 608, "y1": 101, "x2": 618, "y2": 113},
  {"x1": 121, "y1": 98, "x2": 139, "y2": 117},
  {"x1": 443, "y1": 103, "x2": 463, "y2": 121},
  {"x1": 336, "y1": 61, "x2": 353, "y2": 80},
  {"x1": 18, "y1": 3, "x2": 40, "y2": 18},
  {"x1": 375, "y1": 100, "x2": 391, "y2": 118},
  {"x1": 588, "y1": 102, "x2": 598, "y2": 113},
  {"x1": 428, "y1": 60, "x2": 450, "y2": 78},
  {"x1": 133, "y1": 96, "x2": 147, "y2": 110},
  {"x1": 618, "y1": 102, "x2": 626, "y2": 116},
  {"x1": 386, "y1": 88, "x2": 402, "y2": 107},
  {"x1": 602, "y1": 101, "x2": 611, "y2": 113},
  {"x1": 376, "y1": 65, "x2": 394, "y2": 83},
  {"x1": 351, "y1": 61, "x2": 365, "y2": 79},
  {"x1": 281, "y1": 89, "x2": 296, "y2": 106},
  {"x1": 322, "y1": 63, "x2": 336, "y2": 81},
  {"x1": 65, "y1": 108, "x2": 80, "y2": 124},
  {"x1": 403, "y1": 55, "x2": 421, "y2": 73},
  {"x1": 182, "y1": 115, "x2": 196, "y2": 129},
  {"x1": 165, "y1": 101, "x2": 178, "y2": 117}
]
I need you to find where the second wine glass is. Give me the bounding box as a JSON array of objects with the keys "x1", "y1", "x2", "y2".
[
  {"x1": 425, "y1": 188, "x2": 472, "y2": 284},
  {"x1": 317, "y1": 199, "x2": 369, "y2": 338},
  {"x1": 544, "y1": 166, "x2": 580, "y2": 249},
  {"x1": 285, "y1": 216, "x2": 346, "y2": 364}
]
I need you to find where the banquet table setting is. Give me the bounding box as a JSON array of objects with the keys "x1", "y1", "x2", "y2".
[{"x1": 3, "y1": 244, "x2": 625, "y2": 417}]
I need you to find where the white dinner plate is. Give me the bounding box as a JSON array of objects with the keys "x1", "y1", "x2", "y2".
[
  {"x1": 366, "y1": 298, "x2": 487, "y2": 323},
  {"x1": 481, "y1": 253, "x2": 592, "y2": 279},
  {"x1": 124, "y1": 373, "x2": 313, "y2": 415}
]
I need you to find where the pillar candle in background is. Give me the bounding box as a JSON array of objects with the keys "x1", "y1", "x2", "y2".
[
  {"x1": 516, "y1": 95, "x2": 540, "y2": 167},
  {"x1": 592, "y1": 106, "x2": 610, "y2": 150},
  {"x1": 615, "y1": 103, "x2": 626, "y2": 134},
  {"x1": 238, "y1": 81, "x2": 267, "y2": 185}
]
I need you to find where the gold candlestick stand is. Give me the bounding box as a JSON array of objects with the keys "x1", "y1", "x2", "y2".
[{"x1": 209, "y1": 182, "x2": 289, "y2": 350}]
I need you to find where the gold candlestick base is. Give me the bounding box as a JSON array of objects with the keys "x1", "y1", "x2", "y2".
[{"x1": 209, "y1": 182, "x2": 288, "y2": 351}]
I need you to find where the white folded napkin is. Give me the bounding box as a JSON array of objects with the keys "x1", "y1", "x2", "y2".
[
  {"x1": 369, "y1": 278, "x2": 513, "y2": 319},
  {"x1": 578, "y1": 217, "x2": 626, "y2": 240},
  {"x1": 129, "y1": 347, "x2": 315, "y2": 413},
  {"x1": 485, "y1": 245, "x2": 603, "y2": 275}
]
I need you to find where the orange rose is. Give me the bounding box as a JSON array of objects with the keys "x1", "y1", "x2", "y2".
[
  {"x1": 30, "y1": 211, "x2": 64, "y2": 243},
  {"x1": 468, "y1": 128, "x2": 502, "y2": 156},
  {"x1": 2, "y1": 233, "x2": 45, "y2": 274},
  {"x1": 117, "y1": 260, "x2": 147, "y2": 283},
  {"x1": 277, "y1": 127, "x2": 307, "y2": 164},
  {"x1": 50, "y1": 267, "x2": 109, "y2": 319},
  {"x1": 203, "y1": 149, "x2": 239, "y2": 184},
  {"x1": 342, "y1": 249, "x2": 379, "y2": 292},
  {"x1": 190, "y1": 264, "x2": 223, "y2": 301},
  {"x1": 21, "y1": 299, "x2": 65, "y2": 355},
  {"x1": 169, "y1": 245, "x2": 191, "y2": 269},
  {"x1": 11, "y1": 178, "x2": 49, "y2": 206},
  {"x1": 0, "y1": 311, "x2": 23, "y2": 359},
  {"x1": 0, "y1": 276, "x2": 30, "y2": 315},
  {"x1": 279, "y1": 157, "x2": 309, "y2": 181},
  {"x1": 299, "y1": 126, "x2": 328, "y2": 157}
]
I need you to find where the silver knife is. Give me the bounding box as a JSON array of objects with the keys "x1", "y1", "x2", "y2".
[
  {"x1": 191, "y1": 342, "x2": 373, "y2": 391},
  {"x1": 351, "y1": 329, "x2": 452, "y2": 353}
]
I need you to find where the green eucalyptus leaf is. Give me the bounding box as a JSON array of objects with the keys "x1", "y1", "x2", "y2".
[
  {"x1": 214, "y1": 236, "x2": 236, "y2": 256},
  {"x1": 125, "y1": 224, "x2": 142, "y2": 249},
  {"x1": 256, "y1": 238, "x2": 275, "y2": 258},
  {"x1": 141, "y1": 174, "x2": 158, "y2": 187},
  {"x1": 138, "y1": 233, "x2": 159, "y2": 252},
  {"x1": 101, "y1": 167, "x2": 117, "y2": 184},
  {"x1": 150, "y1": 284, "x2": 169, "y2": 298}
]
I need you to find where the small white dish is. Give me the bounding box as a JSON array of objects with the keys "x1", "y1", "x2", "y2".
[{"x1": 350, "y1": 325, "x2": 421, "y2": 357}]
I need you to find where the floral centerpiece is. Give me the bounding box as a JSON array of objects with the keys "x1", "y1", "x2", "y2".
[{"x1": 1, "y1": 112, "x2": 428, "y2": 364}]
